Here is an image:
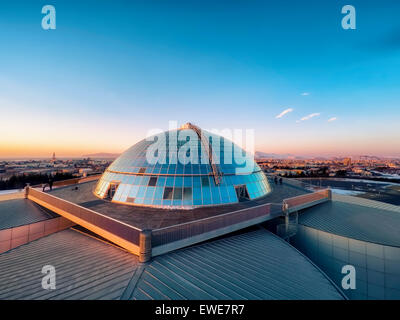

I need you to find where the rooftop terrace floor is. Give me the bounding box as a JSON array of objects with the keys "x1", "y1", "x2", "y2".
[{"x1": 48, "y1": 180, "x2": 309, "y2": 230}]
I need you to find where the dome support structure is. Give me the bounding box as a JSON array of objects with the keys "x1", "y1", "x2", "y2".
[{"x1": 181, "y1": 122, "x2": 222, "y2": 185}]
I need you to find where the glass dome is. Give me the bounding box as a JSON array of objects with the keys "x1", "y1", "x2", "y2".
[{"x1": 94, "y1": 123, "x2": 272, "y2": 209}]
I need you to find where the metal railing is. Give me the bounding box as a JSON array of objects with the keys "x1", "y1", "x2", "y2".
[
  {"x1": 267, "y1": 175, "x2": 319, "y2": 191},
  {"x1": 23, "y1": 183, "x2": 332, "y2": 261},
  {"x1": 0, "y1": 216, "x2": 75, "y2": 254},
  {"x1": 283, "y1": 189, "x2": 330, "y2": 213},
  {"x1": 27, "y1": 187, "x2": 141, "y2": 250},
  {"x1": 152, "y1": 203, "x2": 283, "y2": 249},
  {"x1": 50, "y1": 174, "x2": 102, "y2": 187}
]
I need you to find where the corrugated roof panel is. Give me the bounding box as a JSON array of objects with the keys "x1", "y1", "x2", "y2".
[
  {"x1": 0, "y1": 199, "x2": 54, "y2": 229},
  {"x1": 0, "y1": 221, "x2": 345, "y2": 300},
  {"x1": 298, "y1": 199, "x2": 400, "y2": 247},
  {"x1": 130, "y1": 229, "x2": 345, "y2": 300},
  {"x1": 0, "y1": 229, "x2": 138, "y2": 300},
  {"x1": 332, "y1": 193, "x2": 400, "y2": 213}
]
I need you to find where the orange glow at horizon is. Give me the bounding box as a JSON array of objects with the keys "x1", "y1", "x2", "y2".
[
  {"x1": 1, "y1": 113, "x2": 399, "y2": 158},
  {"x1": 1, "y1": 134, "x2": 400, "y2": 158}
]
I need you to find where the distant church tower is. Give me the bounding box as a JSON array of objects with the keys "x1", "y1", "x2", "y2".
[{"x1": 51, "y1": 152, "x2": 56, "y2": 162}]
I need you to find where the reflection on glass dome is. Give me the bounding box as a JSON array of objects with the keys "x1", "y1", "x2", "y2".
[{"x1": 94, "y1": 123, "x2": 272, "y2": 209}]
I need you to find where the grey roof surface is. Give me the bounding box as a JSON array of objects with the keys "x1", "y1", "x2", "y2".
[
  {"x1": 128, "y1": 229, "x2": 345, "y2": 300},
  {"x1": 298, "y1": 198, "x2": 400, "y2": 247},
  {"x1": 0, "y1": 227, "x2": 344, "y2": 300},
  {"x1": 48, "y1": 180, "x2": 308, "y2": 229},
  {"x1": 0, "y1": 229, "x2": 138, "y2": 300},
  {"x1": 0, "y1": 198, "x2": 56, "y2": 230}
]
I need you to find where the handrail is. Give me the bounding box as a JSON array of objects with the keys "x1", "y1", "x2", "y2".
[
  {"x1": 282, "y1": 189, "x2": 330, "y2": 214},
  {"x1": 283, "y1": 188, "x2": 329, "y2": 205},
  {"x1": 153, "y1": 202, "x2": 272, "y2": 232},
  {"x1": 23, "y1": 184, "x2": 332, "y2": 261},
  {"x1": 152, "y1": 188, "x2": 332, "y2": 251},
  {"x1": 0, "y1": 216, "x2": 75, "y2": 254},
  {"x1": 30, "y1": 174, "x2": 101, "y2": 188},
  {"x1": 151, "y1": 203, "x2": 285, "y2": 249}
]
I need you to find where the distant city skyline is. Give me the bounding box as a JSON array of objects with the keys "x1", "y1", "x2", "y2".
[
  {"x1": 1, "y1": 1, "x2": 400, "y2": 158},
  {"x1": 1, "y1": 151, "x2": 399, "y2": 161}
]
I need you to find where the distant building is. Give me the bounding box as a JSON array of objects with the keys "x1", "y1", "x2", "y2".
[
  {"x1": 79, "y1": 168, "x2": 93, "y2": 177},
  {"x1": 343, "y1": 157, "x2": 352, "y2": 167}
]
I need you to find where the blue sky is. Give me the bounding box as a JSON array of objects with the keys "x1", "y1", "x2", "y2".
[{"x1": 0, "y1": 0, "x2": 399, "y2": 157}]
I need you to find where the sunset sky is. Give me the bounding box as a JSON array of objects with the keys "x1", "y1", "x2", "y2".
[{"x1": 1, "y1": 0, "x2": 400, "y2": 158}]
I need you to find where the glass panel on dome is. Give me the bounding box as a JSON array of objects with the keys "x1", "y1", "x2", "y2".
[
  {"x1": 162, "y1": 199, "x2": 172, "y2": 206},
  {"x1": 193, "y1": 198, "x2": 202, "y2": 205},
  {"x1": 148, "y1": 176, "x2": 158, "y2": 186},
  {"x1": 227, "y1": 186, "x2": 237, "y2": 202},
  {"x1": 172, "y1": 199, "x2": 182, "y2": 206},
  {"x1": 137, "y1": 186, "x2": 146, "y2": 198},
  {"x1": 166, "y1": 176, "x2": 174, "y2": 187},
  {"x1": 133, "y1": 175, "x2": 142, "y2": 184},
  {"x1": 175, "y1": 176, "x2": 183, "y2": 187},
  {"x1": 145, "y1": 186, "x2": 155, "y2": 199},
  {"x1": 129, "y1": 186, "x2": 139, "y2": 197},
  {"x1": 200, "y1": 165, "x2": 209, "y2": 175},
  {"x1": 193, "y1": 176, "x2": 201, "y2": 187},
  {"x1": 143, "y1": 198, "x2": 152, "y2": 205},
  {"x1": 183, "y1": 176, "x2": 192, "y2": 187},
  {"x1": 202, "y1": 187, "x2": 211, "y2": 205},
  {"x1": 160, "y1": 165, "x2": 168, "y2": 174},
  {"x1": 167, "y1": 164, "x2": 176, "y2": 174},
  {"x1": 154, "y1": 187, "x2": 164, "y2": 199},
  {"x1": 235, "y1": 185, "x2": 250, "y2": 202},
  {"x1": 173, "y1": 187, "x2": 183, "y2": 200},
  {"x1": 201, "y1": 176, "x2": 209, "y2": 187},
  {"x1": 163, "y1": 187, "x2": 173, "y2": 200},
  {"x1": 153, "y1": 199, "x2": 162, "y2": 206},
  {"x1": 176, "y1": 164, "x2": 184, "y2": 174},
  {"x1": 211, "y1": 187, "x2": 221, "y2": 203},
  {"x1": 184, "y1": 165, "x2": 193, "y2": 174},
  {"x1": 126, "y1": 197, "x2": 135, "y2": 203},
  {"x1": 193, "y1": 187, "x2": 201, "y2": 200},
  {"x1": 192, "y1": 165, "x2": 200, "y2": 174},
  {"x1": 156, "y1": 176, "x2": 166, "y2": 187},
  {"x1": 183, "y1": 187, "x2": 192, "y2": 200},
  {"x1": 135, "y1": 198, "x2": 144, "y2": 204}
]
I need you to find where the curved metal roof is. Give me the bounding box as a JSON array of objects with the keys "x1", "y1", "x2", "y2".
[
  {"x1": 298, "y1": 195, "x2": 400, "y2": 247},
  {"x1": 0, "y1": 228, "x2": 345, "y2": 300},
  {"x1": 128, "y1": 229, "x2": 345, "y2": 300},
  {"x1": 0, "y1": 229, "x2": 138, "y2": 300},
  {"x1": 0, "y1": 199, "x2": 54, "y2": 230}
]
